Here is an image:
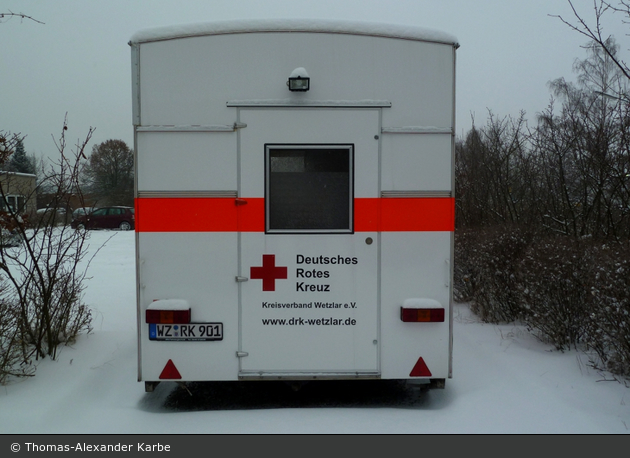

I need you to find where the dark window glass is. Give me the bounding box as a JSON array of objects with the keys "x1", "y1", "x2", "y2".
[
  {"x1": 267, "y1": 146, "x2": 352, "y2": 232},
  {"x1": 17, "y1": 196, "x2": 25, "y2": 213},
  {"x1": 7, "y1": 196, "x2": 16, "y2": 212}
]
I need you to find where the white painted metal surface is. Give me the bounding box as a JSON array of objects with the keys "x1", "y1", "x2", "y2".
[{"x1": 131, "y1": 19, "x2": 457, "y2": 386}]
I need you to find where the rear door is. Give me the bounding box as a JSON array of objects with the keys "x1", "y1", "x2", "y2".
[
  {"x1": 106, "y1": 207, "x2": 123, "y2": 228},
  {"x1": 86, "y1": 208, "x2": 108, "y2": 229},
  {"x1": 238, "y1": 108, "x2": 380, "y2": 377}
]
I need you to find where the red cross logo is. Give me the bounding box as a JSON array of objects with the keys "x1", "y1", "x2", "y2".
[{"x1": 250, "y1": 254, "x2": 288, "y2": 291}]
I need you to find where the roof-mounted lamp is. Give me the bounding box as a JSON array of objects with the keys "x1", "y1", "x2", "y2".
[{"x1": 287, "y1": 67, "x2": 310, "y2": 92}]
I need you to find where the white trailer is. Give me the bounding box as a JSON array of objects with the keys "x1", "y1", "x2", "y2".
[{"x1": 130, "y1": 19, "x2": 458, "y2": 392}]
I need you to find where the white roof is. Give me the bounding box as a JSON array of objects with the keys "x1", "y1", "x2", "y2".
[
  {"x1": 147, "y1": 299, "x2": 190, "y2": 311},
  {"x1": 129, "y1": 18, "x2": 459, "y2": 47},
  {"x1": 0, "y1": 171, "x2": 37, "y2": 179}
]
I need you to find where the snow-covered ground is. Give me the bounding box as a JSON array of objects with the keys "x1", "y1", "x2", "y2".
[{"x1": 0, "y1": 231, "x2": 628, "y2": 434}]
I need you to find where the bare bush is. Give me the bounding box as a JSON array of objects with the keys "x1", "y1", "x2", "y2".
[
  {"x1": 455, "y1": 228, "x2": 630, "y2": 377},
  {"x1": 0, "y1": 119, "x2": 94, "y2": 381},
  {"x1": 455, "y1": 226, "x2": 533, "y2": 323},
  {"x1": 0, "y1": 295, "x2": 34, "y2": 385},
  {"x1": 453, "y1": 229, "x2": 481, "y2": 303},
  {"x1": 519, "y1": 237, "x2": 591, "y2": 350},
  {"x1": 584, "y1": 242, "x2": 630, "y2": 376}
]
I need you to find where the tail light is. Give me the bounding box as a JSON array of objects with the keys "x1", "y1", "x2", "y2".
[
  {"x1": 400, "y1": 298, "x2": 444, "y2": 322},
  {"x1": 400, "y1": 307, "x2": 444, "y2": 322},
  {"x1": 146, "y1": 299, "x2": 191, "y2": 324}
]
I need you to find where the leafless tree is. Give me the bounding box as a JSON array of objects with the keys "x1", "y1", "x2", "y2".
[
  {"x1": 81, "y1": 139, "x2": 134, "y2": 207},
  {"x1": 0, "y1": 132, "x2": 22, "y2": 164},
  {"x1": 531, "y1": 37, "x2": 630, "y2": 239},
  {"x1": 456, "y1": 36, "x2": 630, "y2": 240},
  {"x1": 453, "y1": 8, "x2": 630, "y2": 378},
  {"x1": 455, "y1": 111, "x2": 537, "y2": 229},
  {"x1": 0, "y1": 11, "x2": 44, "y2": 24},
  {"x1": 551, "y1": 1, "x2": 630, "y2": 93}
]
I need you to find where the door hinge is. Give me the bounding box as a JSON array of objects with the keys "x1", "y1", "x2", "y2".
[
  {"x1": 235, "y1": 276, "x2": 249, "y2": 282},
  {"x1": 236, "y1": 351, "x2": 249, "y2": 358},
  {"x1": 233, "y1": 122, "x2": 247, "y2": 130}
]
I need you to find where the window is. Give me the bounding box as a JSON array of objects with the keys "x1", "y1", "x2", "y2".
[
  {"x1": 265, "y1": 145, "x2": 353, "y2": 233},
  {"x1": 1, "y1": 195, "x2": 26, "y2": 214}
]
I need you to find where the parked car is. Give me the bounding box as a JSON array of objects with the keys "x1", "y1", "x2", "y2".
[
  {"x1": 72, "y1": 206, "x2": 95, "y2": 219},
  {"x1": 71, "y1": 206, "x2": 135, "y2": 231},
  {"x1": 35, "y1": 204, "x2": 69, "y2": 226},
  {"x1": 37, "y1": 204, "x2": 67, "y2": 215}
]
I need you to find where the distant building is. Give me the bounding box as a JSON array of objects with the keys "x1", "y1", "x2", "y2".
[{"x1": 0, "y1": 171, "x2": 37, "y2": 216}]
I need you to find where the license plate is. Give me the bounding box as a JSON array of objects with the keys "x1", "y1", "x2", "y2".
[{"x1": 149, "y1": 323, "x2": 223, "y2": 341}]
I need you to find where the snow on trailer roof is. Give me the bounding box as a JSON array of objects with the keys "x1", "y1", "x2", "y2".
[{"x1": 129, "y1": 18, "x2": 459, "y2": 47}]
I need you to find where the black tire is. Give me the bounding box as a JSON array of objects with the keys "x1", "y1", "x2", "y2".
[{"x1": 119, "y1": 221, "x2": 132, "y2": 231}]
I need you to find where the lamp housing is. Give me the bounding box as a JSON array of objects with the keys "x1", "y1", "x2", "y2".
[{"x1": 287, "y1": 67, "x2": 310, "y2": 92}]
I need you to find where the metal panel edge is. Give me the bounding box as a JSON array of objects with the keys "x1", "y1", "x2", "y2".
[
  {"x1": 130, "y1": 42, "x2": 140, "y2": 127},
  {"x1": 131, "y1": 40, "x2": 142, "y2": 381},
  {"x1": 130, "y1": 20, "x2": 459, "y2": 47},
  {"x1": 239, "y1": 371, "x2": 381, "y2": 380},
  {"x1": 448, "y1": 43, "x2": 458, "y2": 380},
  {"x1": 137, "y1": 124, "x2": 245, "y2": 132},
  {"x1": 381, "y1": 190, "x2": 452, "y2": 198},
  {"x1": 227, "y1": 100, "x2": 391, "y2": 108},
  {"x1": 137, "y1": 190, "x2": 238, "y2": 198},
  {"x1": 381, "y1": 127, "x2": 452, "y2": 134}
]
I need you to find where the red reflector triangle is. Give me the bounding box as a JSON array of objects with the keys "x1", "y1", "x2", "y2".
[
  {"x1": 409, "y1": 357, "x2": 432, "y2": 377},
  {"x1": 159, "y1": 359, "x2": 182, "y2": 380}
]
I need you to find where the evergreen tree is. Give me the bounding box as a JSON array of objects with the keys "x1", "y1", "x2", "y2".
[{"x1": 8, "y1": 139, "x2": 36, "y2": 174}]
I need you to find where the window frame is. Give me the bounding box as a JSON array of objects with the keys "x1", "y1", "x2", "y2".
[
  {"x1": 264, "y1": 143, "x2": 355, "y2": 235},
  {"x1": 1, "y1": 194, "x2": 27, "y2": 214}
]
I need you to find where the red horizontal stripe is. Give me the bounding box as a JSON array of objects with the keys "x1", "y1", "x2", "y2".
[
  {"x1": 135, "y1": 197, "x2": 264, "y2": 232},
  {"x1": 135, "y1": 197, "x2": 454, "y2": 232},
  {"x1": 359, "y1": 197, "x2": 455, "y2": 232}
]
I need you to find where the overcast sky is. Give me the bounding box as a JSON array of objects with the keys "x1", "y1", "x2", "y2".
[{"x1": 2, "y1": 0, "x2": 630, "y2": 160}]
